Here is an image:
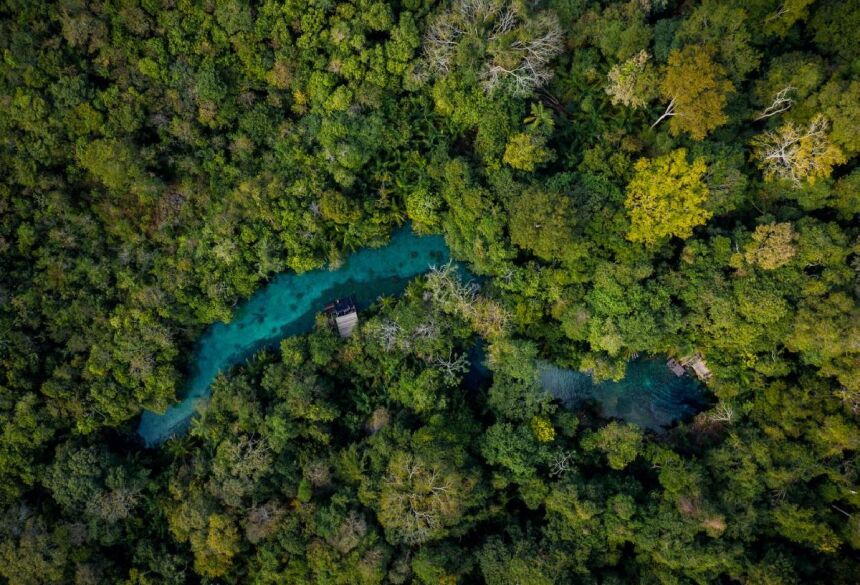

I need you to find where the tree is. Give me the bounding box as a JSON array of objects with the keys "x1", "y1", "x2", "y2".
[
  {"x1": 606, "y1": 50, "x2": 658, "y2": 110},
  {"x1": 193, "y1": 514, "x2": 241, "y2": 578},
  {"x1": 503, "y1": 133, "x2": 551, "y2": 171},
  {"x1": 423, "y1": 0, "x2": 563, "y2": 97},
  {"x1": 809, "y1": 0, "x2": 860, "y2": 64},
  {"x1": 751, "y1": 114, "x2": 846, "y2": 185},
  {"x1": 772, "y1": 504, "x2": 841, "y2": 553},
  {"x1": 582, "y1": 421, "x2": 643, "y2": 470},
  {"x1": 801, "y1": 78, "x2": 860, "y2": 157},
  {"x1": 508, "y1": 185, "x2": 576, "y2": 260},
  {"x1": 575, "y1": 1, "x2": 651, "y2": 63},
  {"x1": 743, "y1": 0, "x2": 816, "y2": 39},
  {"x1": 787, "y1": 292, "x2": 859, "y2": 392},
  {"x1": 675, "y1": 1, "x2": 760, "y2": 82},
  {"x1": 742, "y1": 223, "x2": 798, "y2": 270},
  {"x1": 478, "y1": 535, "x2": 557, "y2": 585},
  {"x1": 656, "y1": 45, "x2": 735, "y2": 139},
  {"x1": 529, "y1": 416, "x2": 555, "y2": 442},
  {"x1": 624, "y1": 149, "x2": 712, "y2": 246},
  {"x1": 753, "y1": 52, "x2": 825, "y2": 117},
  {"x1": 377, "y1": 451, "x2": 479, "y2": 545}
]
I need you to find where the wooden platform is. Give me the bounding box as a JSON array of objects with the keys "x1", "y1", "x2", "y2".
[
  {"x1": 667, "y1": 358, "x2": 686, "y2": 377},
  {"x1": 681, "y1": 353, "x2": 712, "y2": 381}
]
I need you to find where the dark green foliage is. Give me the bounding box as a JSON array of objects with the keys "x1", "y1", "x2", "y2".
[{"x1": 0, "y1": 1, "x2": 858, "y2": 583}]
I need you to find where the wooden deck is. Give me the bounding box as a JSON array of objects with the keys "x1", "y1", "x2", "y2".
[
  {"x1": 667, "y1": 358, "x2": 686, "y2": 377},
  {"x1": 681, "y1": 353, "x2": 713, "y2": 381}
]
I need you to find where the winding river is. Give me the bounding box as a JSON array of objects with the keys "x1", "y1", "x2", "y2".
[
  {"x1": 139, "y1": 225, "x2": 705, "y2": 445},
  {"x1": 138, "y1": 226, "x2": 449, "y2": 445}
]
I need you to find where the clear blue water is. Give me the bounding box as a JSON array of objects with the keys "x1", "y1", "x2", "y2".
[
  {"x1": 138, "y1": 225, "x2": 450, "y2": 445},
  {"x1": 539, "y1": 359, "x2": 708, "y2": 430},
  {"x1": 138, "y1": 225, "x2": 706, "y2": 445}
]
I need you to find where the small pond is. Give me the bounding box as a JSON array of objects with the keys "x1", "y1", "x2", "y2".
[
  {"x1": 139, "y1": 225, "x2": 707, "y2": 445},
  {"x1": 540, "y1": 359, "x2": 709, "y2": 431}
]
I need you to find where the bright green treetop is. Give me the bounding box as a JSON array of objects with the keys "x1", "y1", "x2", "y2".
[{"x1": 624, "y1": 149, "x2": 712, "y2": 246}]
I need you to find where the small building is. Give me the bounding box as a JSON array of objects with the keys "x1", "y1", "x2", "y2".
[
  {"x1": 667, "y1": 358, "x2": 686, "y2": 377},
  {"x1": 325, "y1": 296, "x2": 359, "y2": 338}
]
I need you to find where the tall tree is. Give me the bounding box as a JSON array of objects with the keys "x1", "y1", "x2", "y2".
[
  {"x1": 655, "y1": 45, "x2": 735, "y2": 140},
  {"x1": 624, "y1": 149, "x2": 712, "y2": 245}
]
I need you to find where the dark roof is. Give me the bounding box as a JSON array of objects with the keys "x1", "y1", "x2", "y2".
[{"x1": 325, "y1": 296, "x2": 357, "y2": 317}]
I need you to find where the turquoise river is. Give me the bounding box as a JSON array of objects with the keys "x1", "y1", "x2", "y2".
[{"x1": 138, "y1": 225, "x2": 705, "y2": 445}]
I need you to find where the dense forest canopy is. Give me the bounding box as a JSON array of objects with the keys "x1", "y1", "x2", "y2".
[{"x1": 0, "y1": 0, "x2": 858, "y2": 583}]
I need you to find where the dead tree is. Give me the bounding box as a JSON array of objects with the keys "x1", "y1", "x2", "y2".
[
  {"x1": 752, "y1": 114, "x2": 844, "y2": 184},
  {"x1": 754, "y1": 86, "x2": 795, "y2": 121},
  {"x1": 424, "y1": 0, "x2": 563, "y2": 97},
  {"x1": 373, "y1": 320, "x2": 408, "y2": 352},
  {"x1": 707, "y1": 402, "x2": 735, "y2": 424},
  {"x1": 433, "y1": 351, "x2": 470, "y2": 385},
  {"x1": 836, "y1": 387, "x2": 860, "y2": 416},
  {"x1": 549, "y1": 450, "x2": 574, "y2": 477},
  {"x1": 651, "y1": 97, "x2": 676, "y2": 129}
]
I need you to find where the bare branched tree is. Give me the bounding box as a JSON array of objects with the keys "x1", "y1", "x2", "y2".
[
  {"x1": 754, "y1": 86, "x2": 795, "y2": 121},
  {"x1": 426, "y1": 262, "x2": 479, "y2": 313},
  {"x1": 87, "y1": 487, "x2": 141, "y2": 523},
  {"x1": 751, "y1": 114, "x2": 846, "y2": 184},
  {"x1": 226, "y1": 434, "x2": 272, "y2": 479},
  {"x1": 372, "y1": 319, "x2": 409, "y2": 352},
  {"x1": 433, "y1": 351, "x2": 470, "y2": 385},
  {"x1": 707, "y1": 402, "x2": 735, "y2": 424},
  {"x1": 305, "y1": 460, "x2": 332, "y2": 487},
  {"x1": 424, "y1": 0, "x2": 563, "y2": 97},
  {"x1": 412, "y1": 320, "x2": 440, "y2": 341},
  {"x1": 765, "y1": 2, "x2": 790, "y2": 22},
  {"x1": 379, "y1": 453, "x2": 468, "y2": 545},
  {"x1": 606, "y1": 50, "x2": 656, "y2": 110},
  {"x1": 482, "y1": 13, "x2": 563, "y2": 96},
  {"x1": 330, "y1": 510, "x2": 368, "y2": 554},
  {"x1": 245, "y1": 500, "x2": 286, "y2": 544},
  {"x1": 425, "y1": 262, "x2": 509, "y2": 338},
  {"x1": 836, "y1": 387, "x2": 860, "y2": 416},
  {"x1": 651, "y1": 97, "x2": 676, "y2": 129},
  {"x1": 549, "y1": 450, "x2": 574, "y2": 478}
]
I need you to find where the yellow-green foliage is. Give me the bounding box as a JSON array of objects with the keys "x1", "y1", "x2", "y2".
[
  {"x1": 742, "y1": 223, "x2": 798, "y2": 270},
  {"x1": 503, "y1": 133, "x2": 551, "y2": 172},
  {"x1": 751, "y1": 114, "x2": 846, "y2": 185},
  {"x1": 624, "y1": 149, "x2": 712, "y2": 246},
  {"x1": 660, "y1": 45, "x2": 735, "y2": 140},
  {"x1": 530, "y1": 416, "x2": 556, "y2": 443}
]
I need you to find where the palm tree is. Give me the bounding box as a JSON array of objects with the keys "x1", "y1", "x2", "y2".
[{"x1": 524, "y1": 102, "x2": 555, "y2": 132}]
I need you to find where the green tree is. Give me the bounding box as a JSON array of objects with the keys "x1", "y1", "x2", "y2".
[
  {"x1": 508, "y1": 185, "x2": 576, "y2": 261},
  {"x1": 376, "y1": 451, "x2": 480, "y2": 545},
  {"x1": 624, "y1": 149, "x2": 712, "y2": 245},
  {"x1": 657, "y1": 45, "x2": 735, "y2": 139},
  {"x1": 582, "y1": 421, "x2": 643, "y2": 470},
  {"x1": 503, "y1": 133, "x2": 552, "y2": 172}
]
